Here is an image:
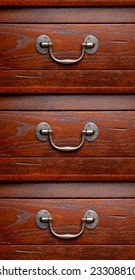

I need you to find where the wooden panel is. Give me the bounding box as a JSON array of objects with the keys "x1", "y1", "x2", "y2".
[
  {"x1": 1, "y1": 24, "x2": 135, "y2": 70},
  {"x1": 0, "y1": 182, "x2": 135, "y2": 198},
  {"x1": 0, "y1": 0, "x2": 135, "y2": 7},
  {"x1": 0, "y1": 198, "x2": 135, "y2": 245},
  {"x1": 1, "y1": 245, "x2": 135, "y2": 260},
  {"x1": 1, "y1": 70, "x2": 135, "y2": 94},
  {"x1": 1, "y1": 8, "x2": 135, "y2": 23},
  {"x1": 0, "y1": 157, "x2": 135, "y2": 181},
  {"x1": 1, "y1": 95, "x2": 135, "y2": 111},
  {"x1": 0, "y1": 111, "x2": 135, "y2": 157}
]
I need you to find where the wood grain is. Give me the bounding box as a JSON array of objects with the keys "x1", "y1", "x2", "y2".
[
  {"x1": 0, "y1": 2, "x2": 135, "y2": 261},
  {"x1": 0, "y1": 111, "x2": 135, "y2": 157},
  {"x1": 1, "y1": 24, "x2": 135, "y2": 70},
  {"x1": 0, "y1": 0, "x2": 135, "y2": 7},
  {"x1": 0, "y1": 198, "x2": 135, "y2": 245},
  {"x1": 0, "y1": 95, "x2": 135, "y2": 110},
  {"x1": 0, "y1": 182, "x2": 135, "y2": 199},
  {"x1": 0, "y1": 245, "x2": 135, "y2": 260},
  {"x1": 1, "y1": 70, "x2": 135, "y2": 94},
  {"x1": 1, "y1": 8, "x2": 135, "y2": 23},
  {"x1": 0, "y1": 157, "x2": 135, "y2": 181}
]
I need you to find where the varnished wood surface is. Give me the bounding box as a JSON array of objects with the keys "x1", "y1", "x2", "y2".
[
  {"x1": 0, "y1": 157, "x2": 135, "y2": 181},
  {"x1": 0, "y1": 0, "x2": 135, "y2": 7},
  {"x1": 1, "y1": 24, "x2": 135, "y2": 70},
  {"x1": 0, "y1": 3, "x2": 135, "y2": 261},
  {"x1": 0, "y1": 182, "x2": 135, "y2": 198},
  {"x1": 1, "y1": 8, "x2": 135, "y2": 23},
  {"x1": 1, "y1": 70, "x2": 135, "y2": 94},
  {"x1": 0, "y1": 111, "x2": 135, "y2": 157},
  {"x1": 0, "y1": 198, "x2": 135, "y2": 245},
  {"x1": 0, "y1": 95, "x2": 135, "y2": 111},
  {"x1": 0, "y1": 245, "x2": 135, "y2": 260}
]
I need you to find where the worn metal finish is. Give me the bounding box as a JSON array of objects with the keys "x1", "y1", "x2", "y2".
[
  {"x1": 84, "y1": 35, "x2": 99, "y2": 54},
  {"x1": 36, "y1": 122, "x2": 51, "y2": 142},
  {"x1": 36, "y1": 209, "x2": 51, "y2": 229},
  {"x1": 84, "y1": 122, "x2": 99, "y2": 142},
  {"x1": 35, "y1": 209, "x2": 99, "y2": 239},
  {"x1": 36, "y1": 35, "x2": 51, "y2": 55},
  {"x1": 84, "y1": 210, "x2": 99, "y2": 229},
  {"x1": 35, "y1": 122, "x2": 99, "y2": 152},
  {"x1": 35, "y1": 34, "x2": 99, "y2": 64}
]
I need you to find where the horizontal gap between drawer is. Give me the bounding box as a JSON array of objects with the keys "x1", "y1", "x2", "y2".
[
  {"x1": 1, "y1": 244, "x2": 135, "y2": 246},
  {"x1": 1, "y1": 109, "x2": 135, "y2": 112},
  {"x1": 0, "y1": 156, "x2": 135, "y2": 158},
  {"x1": 0, "y1": 197, "x2": 135, "y2": 200},
  {"x1": 1, "y1": 22, "x2": 135, "y2": 24},
  {"x1": 2, "y1": 68, "x2": 135, "y2": 71}
]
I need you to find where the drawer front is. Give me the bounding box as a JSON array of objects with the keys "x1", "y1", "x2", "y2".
[
  {"x1": 0, "y1": 19, "x2": 135, "y2": 93},
  {"x1": 0, "y1": 111, "x2": 135, "y2": 157},
  {"x1": 1, "y1": 181, "x2": 135, "y2": 259},
  {"x1": 1, "y1": 24, "x2": 135, "y2": 70},
  {"x1": 0, "y1": 198, "x2": 135, "y2": 245},
  {"x1": 0, "y1": 110, "x2": 135, "y2": 181}
]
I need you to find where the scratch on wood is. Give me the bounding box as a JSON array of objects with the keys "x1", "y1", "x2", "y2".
[
  {"x1": 110, "y1": 127, "x2": 128, "y2": 131},
  {"x1": 16, "y1": 250, "x2": 39, "y2": 254},
  {"x1": 15, "y1": 75, "x2": 41, "y2": 79},
  {"x1": 109, "y1": 40, "x2": 128, "y2": 43},
  {"x1": 16, "y1": 162, "x2": 41, "y2": 166},
  {"x1": 110, "y1": 215, "x2": 128, "y2": 219}
]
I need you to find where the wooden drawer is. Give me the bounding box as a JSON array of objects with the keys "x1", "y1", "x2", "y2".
[
  {"x1": 0, "y1": 95, "x2": 135, "y2": 181},
  {"x1": 0, "y1": 182, "x2": 135, "y2": 246},
  {"x1": 0, "y1": 181, "x2": 135, "y2": 259},
  {"x1": 1, "y1": 24, "x2": 135, "y2": 71},
  {"x1": 0, "y1": 109, "x2": 135, "y2": 181},
  {"x1": 0, "y1": 1, "x2": 135, "y2": 261},
  {"x1": 0, "y1": 7, "x2": 135, "y2": 94},
  {"x1": 1, "y1": 198, "x2": 135, "y2": 246},
  {"x1": 1, "y1": 111, "x2": 135, "y2": 157}
]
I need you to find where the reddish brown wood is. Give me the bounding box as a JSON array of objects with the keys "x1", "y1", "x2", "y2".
[
  {"x1": 0, "y1": 70, "x2": 135, "y2": 94},
  {"x1": 0, "y1": 157, "x2": 135, "y2": 181},
  {"x1": 0, "y1": 0, "x2": 135, "y2": 7},
  {"x1": 1, "y1": 8, "x2": 135, "y2": 23},
  {"x1": 0, "y1": 3, "x2": 135, "y2": 261},
  {"x1": 1, "y1": 24, "x2": 135, "y2": 71},
  {"x1": 0, "y1": 198, "x2": 135, "y2": 245},
  {"x1": 0, "y1": 111, "x2": 135, "y2": 157},
  {"x1": 0, "y1": 95, "x2": 135, "y2": 110},
  {"x1": 0, "y1": 182, "x2": 135, "y2": 199},
  {"x1": 1, "y1": 245, "x2": 135, "y2": 260}
]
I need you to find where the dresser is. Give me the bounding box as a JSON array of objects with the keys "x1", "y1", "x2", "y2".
[{"x1": 0, "y1": 0, "x2": 135, "y2": 260}]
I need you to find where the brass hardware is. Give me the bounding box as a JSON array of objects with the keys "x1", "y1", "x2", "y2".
[
  {"x1": 35, "y1": 122, "x2": 99, "y2": 152},
  {"x1": 35, "y1": 35, "x2": 99, "y2": 65},
  {"x1": 36, "y1": 209, "x2": 99, "y2": 240}
]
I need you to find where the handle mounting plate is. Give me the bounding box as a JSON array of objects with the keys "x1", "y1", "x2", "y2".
[
  {"x1": 84, "y1": 210, "x2": 99, "y2": 229},
  {"x1": 36, "y1": 35, "x2": 51, "y2": 55},
  {"x1": 35, "y1": 121, "x2": 99, "y2": 143},
  {"x1": 36, "y1": 209, "x2": 99, "y2": 230},
  {"x1": 84, "y1": 122, "x2": 99, "y2": 142},
  {"x1": 84, "y1": 35, "x2": 99, "y2": 54},
  {"x1": 35, "y1": 34, "x2": 99, "y2": 56},
  {"x1": 36, "y1": 209, "x2": 51, "y2": 229},
  {"x1": 36, "y1": 122, "x2": 50, "y2": 142}
]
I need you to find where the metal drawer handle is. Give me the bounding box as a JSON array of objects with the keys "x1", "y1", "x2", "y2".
[
  {"x1": 36, "y1": 122, "x2": 99, "y2": 152},
  {"x1": 35, "y1": 34, "x2": 99, "y2": 65},
  {"x1": 36, "y1": 210, "x2": 99, "y2": 240}
]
